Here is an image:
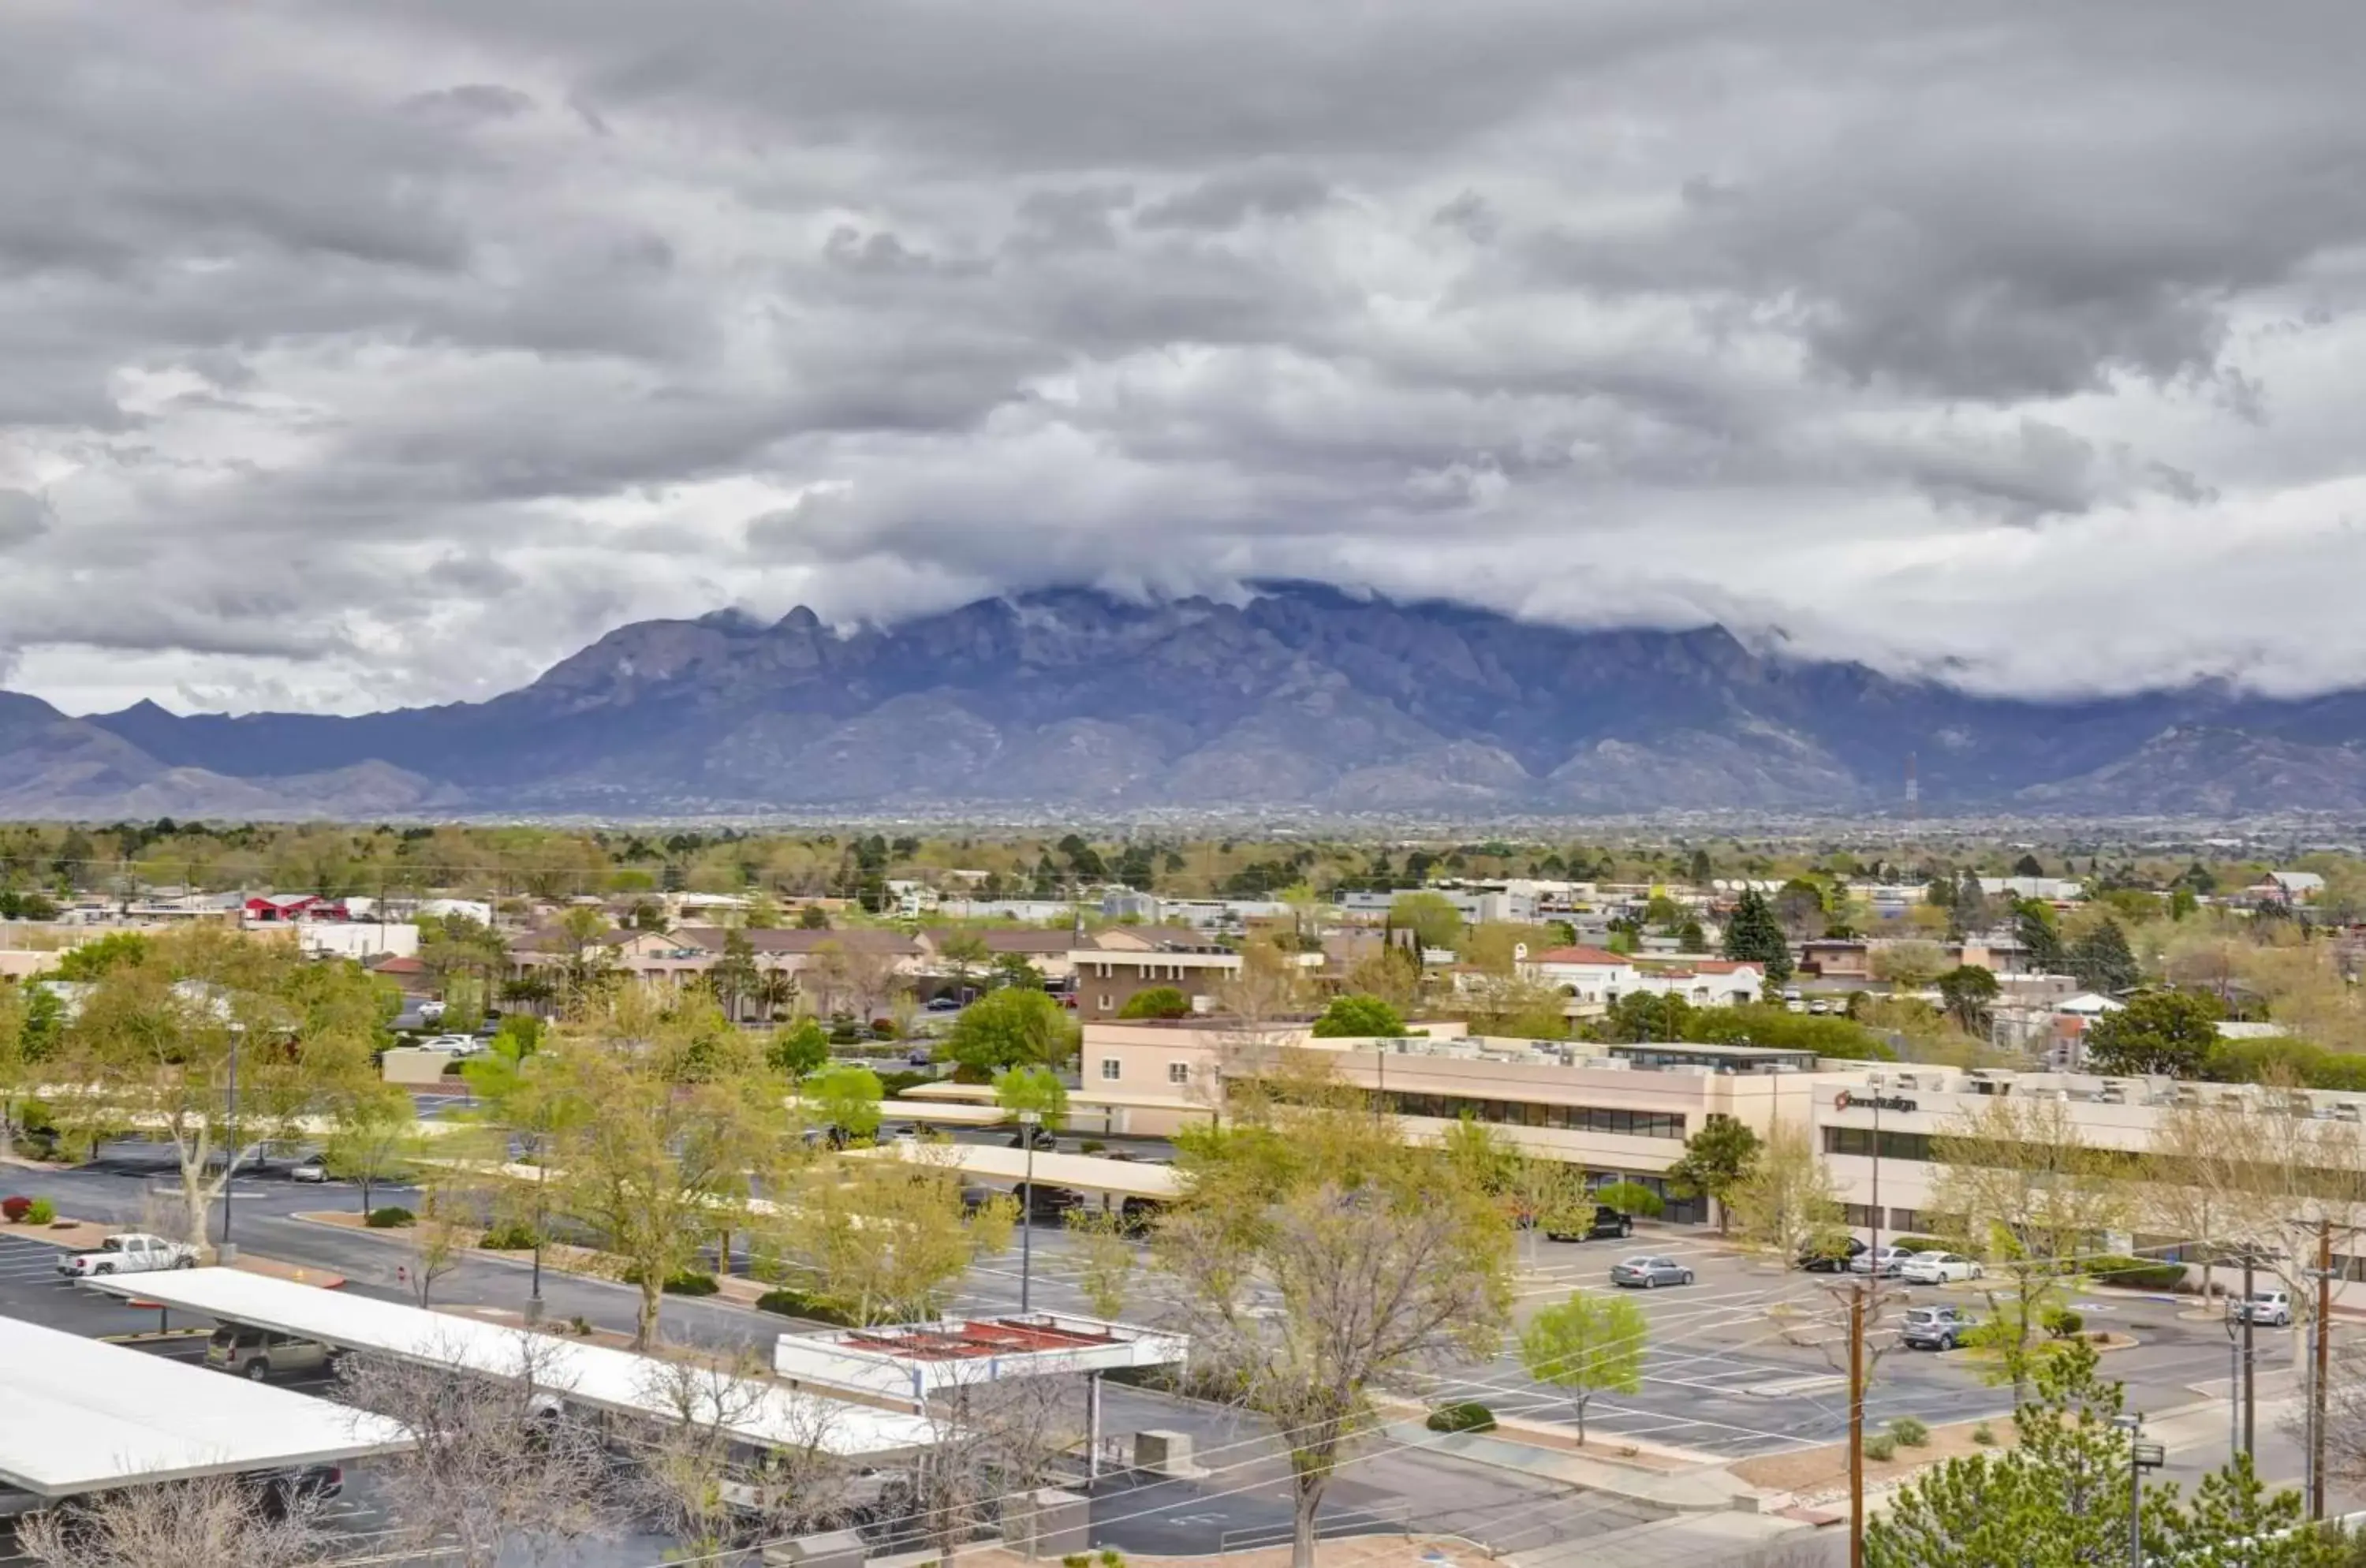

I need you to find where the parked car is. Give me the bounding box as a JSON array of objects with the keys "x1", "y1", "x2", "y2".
[
  {"x1": 289, "y1": 1155, "x2": 329, "y2": 1183},
  {"x1": 905, "y1": 1047, "x2": 934, "y2": 1066},
  {"x1": 1609, "y1": 1255, "x2": 1694, "y2": 1289},
  {"x1": 415, "y1": 1035, "x2": 477, "y2": 1054},
  {"x1": 1022, "y1": 1184, "x2": 1084, "y2": 1220},
  {"x1": 207, "y1": 1324, "x2": 334, "y2": 1382},
  {"x1": 1852, "y1": 1245, "x2": 1922, "y2": 1278},
  {"x1": 1900, "y1": 1305, "x2": 1979, "y2": 1351},
  {"x1": 2230, "y1": 1290, "x2": 2294, "y2": 1327},
  {"x1": 1800, "y1": 1236, "x2": 1868, "y2": 1274},
  {"x1": 418, "y1": 1000, "x2": 446, "y2": 1023},
  {"x1": 1899, "y1": 1252, "x2": 1986, "y2": 1286},
  {"x1": 923, "y1": 997, "x2": 962, "y2": 1013},
  {"x1": 55, "y1": 1233, "x2": 201, "y2": 1278},
  {"x1": 1546, "y1": 1205, "x2": 1635, "y2": 1243},
  {"x1": 1008, "y1": 1127, "x2": 1058, "y2": 1152}
]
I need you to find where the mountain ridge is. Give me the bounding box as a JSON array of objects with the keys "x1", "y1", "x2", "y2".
[{"x1": 5, "y1": 584, "x2": 2364, "y2": 817}]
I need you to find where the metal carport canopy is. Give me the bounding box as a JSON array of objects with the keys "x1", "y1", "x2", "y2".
[
  {"x1": 79, "y1": 1269, "x2": 938, "y2": 1460},
  {"x1": 0, "y1": 1315, "x2": 409, "y2": 1499}
]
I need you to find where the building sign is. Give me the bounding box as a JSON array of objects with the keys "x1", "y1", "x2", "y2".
[{"x1": 1835, "y1": 1091, "x2": 1918, "y2": 1113}]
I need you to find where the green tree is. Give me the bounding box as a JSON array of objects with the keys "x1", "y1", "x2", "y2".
[
  {"x1": 1868, "y1": 1341, "x2": 2318, "y2": 1567},
  {"x1": 2068, "y1": 917, "x2": 2140, "y2": 993},
  {"x1": 797, "y1": 904, "x2": 831, "y2": 930},
  {"x1": 1663, "y1": 1118, "x2": 1763, "y2": 1235},
  {"x1": 1720, "y1": 890, "x2": 1793, "y2": 984},
  {"x1": 1935, "y1": 964, "x2": 2000, "y2": 1034},
  {"x1": 704, "y1": 928, "x2": 762, "y2": 1021},
  {"x1": 322, "y1": 1084, "x2": 422, "y2": 1215},
  {"x1": 1387, "y1": 891, "x2": 1465, "y2": 952},
  {"x1": 1309, "y1": 995, "x2": 1407, "y2": 1038},
  {"x1": 807, "y1": 1063, "x2": 885, "y2": 1143},
  {"x1": 945, "y1": 987, "x2": 1077, "y2": 1077},
  {"x1": 1597, "y1": 991, "x2": 1692, "y2": 1043},
  {"x1": 53, "y1": 931, "x2": 151, "y2": 981},
  {"x1": 1592, "y1": 1180, "x2": 1664, "y2": 1219},
  {"x1": 2014, "y1": 898, "x2": 2066, "y2": 974},
  {"x1": 542, "y1": 991, "x2": 784, "y2": 1349},
  {"x1": 766, "y1": 1017, "x2": 832, "y2": 1079},
  {"x1": 2083, "y1": 989, "x2": 2222, "y2": 1078},
  {"x1": 1686, "y1": 847, "x2": 1712, "y2": 885},
  {"x1": 991, "y1": 1064, "x2": 1069, "y2": 1130},
  {"x1": 990, "y1": 952, "x2": 1046, "y2": 991},
  {"x1": 1118, "y1": 985, "x2": 1192, "y2": 1020},
  {"x1": 1726, "y1": 1122, "x2": 1846, "y2": 1262},
  {"x1": 1518, "y1": 1290, "x2": 1648, "y2": 1444},
  {"x1": 2011, "y1": 853, "x2": 2046, "y2": 879},
  {"x1": 935, "y1": 931, "x2": 991, "y2": 995}
]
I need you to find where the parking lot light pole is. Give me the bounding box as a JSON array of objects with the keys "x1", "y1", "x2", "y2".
[
  {"x1": 2113, "y1": 1414, "x2": 2142, "y2": 1568},
  {"x1": 1019, "y1": 1109, "x2": 1040, "y2": 1313},
  {"x1": 219, "y1": 1034, "x2": 239, "y2": 1263}
]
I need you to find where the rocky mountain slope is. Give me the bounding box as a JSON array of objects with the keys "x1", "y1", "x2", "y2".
[{"x1": 7, "y1": 585, "x2": 2366, "y2": 816}]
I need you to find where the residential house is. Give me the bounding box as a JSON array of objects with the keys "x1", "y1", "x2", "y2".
[
  {"x1": 916, "y1": 927, "x2": 1080, "y2": 985},
  {"x1": 1519, "y1": 945, "x2": 1764, "y2": 1014}
]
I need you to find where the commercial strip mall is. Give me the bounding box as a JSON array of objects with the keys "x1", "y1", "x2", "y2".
[{"x1": 1070, "y1": 1020, "x2": 2366, "y2": 1254}]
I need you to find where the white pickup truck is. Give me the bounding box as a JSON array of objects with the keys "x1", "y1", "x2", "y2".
[{"x1": 54, "y1": 1232, "x2": 202, "y2": 1279}]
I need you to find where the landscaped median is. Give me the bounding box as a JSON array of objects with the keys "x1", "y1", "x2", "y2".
[{"x1": 291, "y1": 1208, "x2": 806, "y2": 1317}]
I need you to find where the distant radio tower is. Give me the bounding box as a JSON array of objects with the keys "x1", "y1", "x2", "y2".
[{"x1": 1905, "y1": 752, "x2": 1920, "y2": 819}]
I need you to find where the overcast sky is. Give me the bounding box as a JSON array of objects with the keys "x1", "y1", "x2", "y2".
[{"x1": 5, "y1": 0, "x2": 2365, "y2": 715}]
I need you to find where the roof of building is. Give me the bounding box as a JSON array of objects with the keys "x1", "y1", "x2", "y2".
[
  {"x1": 1087, "y1": 926, "x2": 1229, "y2": 953},
  {"x1": 0, "y1": 1312, "x2": 410, "y2": 1498},
  {"x1": 676, "y1": 926, "x2": 924, "y2": 957},
  {"x1": 920, "y1": 928, "x2": 1077, "y2": 955},
  {"x1": 1528, "y1": 946, "x2": 1633, "y2": 966},
  {"x1": 771, "y1": 1313, "x2": 1187, "y2": 1402}
]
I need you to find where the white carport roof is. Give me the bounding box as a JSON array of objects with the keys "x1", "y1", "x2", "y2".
[
  {"x1": 80, "y1": 1269, "x2": 938, "y2": 1461},
  {"x1": 0, "y1": 1315, "x2": 409, "y2": 1498},
  {"x1": 845, "y1": 1141, "x2": 1182, "y2": 1200}
]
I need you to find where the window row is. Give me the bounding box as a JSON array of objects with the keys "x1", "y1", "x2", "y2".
[{"x1": 1379, "y1": 1091, "x2": 1686, "y2": 1140}]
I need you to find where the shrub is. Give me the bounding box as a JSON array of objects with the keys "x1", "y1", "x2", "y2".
[
  {"x1": 1079, "y1": 1139, "x2": 1106, "y2": 1155},
  {"x1": 2041, "y1": 1306, "x2": 2084, "y2": 1340},
  {"x1": 1592, "y1": 1182, "x2": 1666, "y2": 1219},
  {"x1": 480, "y1": 1222, "x2": 541, "y2": 1251},
  {"x1": 365, "y1": 1206, "x2": 416, "y2": 1228},
  {"x1": 566, "y1": 1315, "x2": 594, "y2": 1337},
  {"x1": 1099, "y1": 1551, "x2": 1124, "y2": 1568},
  {"x1": 1424, "y1": 1402, "x2": 1497, "y2": 1434},
  {"x1": 1891, "y1": 1235, "x2": 1950, "y2": 1254},
  {"x1": 1890, "y1": 1417, "x2": 1930, "y2": 1448},
  {"x1": 25, "y1": 1198, "x2": 54, "y2": 1226},
  {"x1": 1862, "y1": 1433, "x2": 1898, "y2": 1462},
  {"x1": 1117, "y1": 987, "x2": 1192, "y2": 1021},
  {"x1": 1, "y1": 1196, "x2": 28, "y2": 1223},
  {"x1": 2085, "y1": 1255, "x2": 2188, "y2": 1291},
  {"x1": 621, "y1": 1264, "x2": 718, "y2": 1296},
  {"x1": 1062, "y1": 1555, "x2": 1092, "y2": 1568},
  {"x1": 1972, "y1": 1422, "x2": 1997, "y2": 1447},
  {"x1": 756, "y1": 1286, "x2": 855, "y2": 1326}
]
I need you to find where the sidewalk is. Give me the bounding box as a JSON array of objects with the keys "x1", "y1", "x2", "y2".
[{"x1": 1379, "y1": 1421, "x2": 1760, "y2": 1513}]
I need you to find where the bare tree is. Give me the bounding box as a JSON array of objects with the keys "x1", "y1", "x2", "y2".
[
  {"x1": 629, "y1": 1349, "x2": 855, "y2": 1556},
  {"x1": 18, "y1": 1473, "x2": 332, "y2": 1568},
  {"x1": 872, "y1": 1376, "x2": 1080, "y2": 1559},
  {"x1": 332, "y1": 1334, "x2": 621, "y2": 1568},
  {"x1": 1156, "y1": 1096, "x2": 1513, "y2": 1568}
]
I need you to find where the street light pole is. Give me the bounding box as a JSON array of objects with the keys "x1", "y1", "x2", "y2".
[
  {"x1": 220, "y1": 1034, "x2": 239, "y2": 1262},
  {"x1": 2113, "y1": 1413, "x2": 2143, "y2": 1568},
  {"x1": 1019, "y1": 1108, "x2": 1040, "y2": 1314}
]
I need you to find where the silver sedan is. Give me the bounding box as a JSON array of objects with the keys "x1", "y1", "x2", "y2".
[{"x1": 1609, "y1": 1255, "x2": 1694, "y2": 1289}]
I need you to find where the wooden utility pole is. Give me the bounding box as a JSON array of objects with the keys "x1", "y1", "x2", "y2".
[
  {"x1": 1849, "y1": 1284, "x2": 1867, "y2": 1568},
  {"x1": 2243, "y1": 1249, "x2": 2256, "y2": 1458},
  {"x1": 2314, "y1": 1220, "x2": 2333, "y2": 1521}
]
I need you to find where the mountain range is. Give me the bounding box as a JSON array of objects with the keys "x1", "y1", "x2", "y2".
[{"x1": 9, "y1": 584, "x2": 2366, "y2": 819}]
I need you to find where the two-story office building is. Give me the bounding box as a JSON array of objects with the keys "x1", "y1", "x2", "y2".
[
  {"x1": 1076, "y1": 1022, "x2": 2366, "y2": 1262},
  {"x1": 1074, "y1": 1021, "x2": 1861, "y2": 1224}
]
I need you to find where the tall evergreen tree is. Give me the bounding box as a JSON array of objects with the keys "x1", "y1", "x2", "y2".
[
  {"x1": 2068, "y1": 917, "x2": 2140, "y2": 993},
  {"x1": 1720, "y1": 889, "x2": 1793, "y2": 984},
  {"x1": 2013, "y1": 898, "x2": 2066, "y2": 974}
]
